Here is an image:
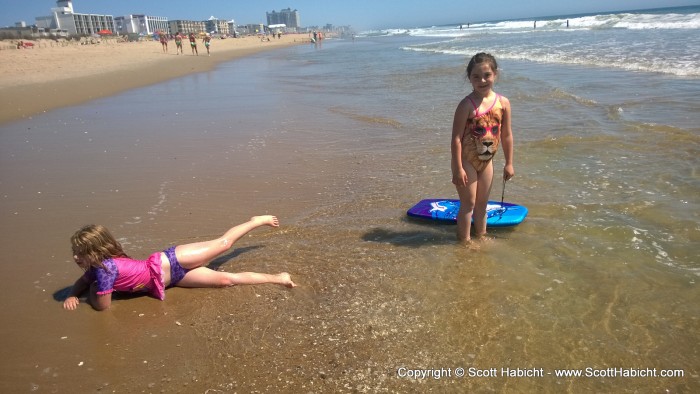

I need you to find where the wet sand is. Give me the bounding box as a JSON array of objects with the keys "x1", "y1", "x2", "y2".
[
  {"x1": 0, "y1": 34, "x2": 308, "y2": 124},
  {"x1": 0, "y1": 36, "x2": 697, "y2": 392}
]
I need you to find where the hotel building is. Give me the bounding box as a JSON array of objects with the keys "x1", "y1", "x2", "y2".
[
  {"x1": 266, "y1": 8, "x2": 300, "y2": 30},
  {"x1": 205, "y1": 17, "x2": 230, "y2": 35},
  {"x1": 35, "y1": 0, "x2": 115, "y2": 35},
  {"x1": 115, "y1": 15, "x2": 168, "y2": 35},
  {"x1": 167, "y1": 20, "x2": 206, "y2": 35}
]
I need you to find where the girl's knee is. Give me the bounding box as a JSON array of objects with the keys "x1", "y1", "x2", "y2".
[
  {"x1": 218, "y1": 273, "x2": 237, "y2": 287},
  {"x1": 219, "y1": 237, "x2": 230, "y2": 248},
  {"x1": 460, "y1": 201, "x2": 476, "y2": 213}
]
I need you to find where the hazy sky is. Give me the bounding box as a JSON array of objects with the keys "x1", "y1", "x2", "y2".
[{"x1": 1, "y1": 0, "x2": 698, "y2": 30}]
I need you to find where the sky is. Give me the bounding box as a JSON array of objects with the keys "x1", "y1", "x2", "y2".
[{"x1": 1, "y1": 0, "x2": 698, "y2": 31}]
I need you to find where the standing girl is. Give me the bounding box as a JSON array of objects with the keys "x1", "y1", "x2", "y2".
[
  {"x1": 174, "y1": 32, "x2": 184, "y2": 55},
  {"x1": 63, "y1": 215, "x2": 295, "y2": 311},
  {"x1": 202, "y1": 33, "x2": 212, "y2": 56},
  {"x1": 159, "y1": 32, "x2": 168, "y2": 53},
  {"x1": 188, "y1": 33, "x2": 198, "y2": 56},
  {"x1": 451, "y1": 53, "x2": 515, "y2": 242}
]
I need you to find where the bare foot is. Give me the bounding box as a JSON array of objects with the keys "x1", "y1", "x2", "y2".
[
  {"x1": 277, "y1": 272, "x2": 296, "y2": 288},
  {"x1": 462, "y1": 239, "x2": 481, "y2": 251},
  {"x1": 476, "y1": 234, "x2": 494, "y2": 243},
  {"x1": 251, "y1": 215, "x2": 279, "y2": 228},
  {"x1": 457, "y1": 234, "x2": 471, "y2": 244}
]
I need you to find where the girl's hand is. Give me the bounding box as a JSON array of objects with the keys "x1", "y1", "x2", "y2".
[
  {"x1": 503, "y1": 164, "x2": 515, "y2": 181},
  {"x1": 452, "y1": 169, "x2": 468, "y2": 187},
  {"x1": 63, "y1": 296, "x2": 80, "y2": 310}
]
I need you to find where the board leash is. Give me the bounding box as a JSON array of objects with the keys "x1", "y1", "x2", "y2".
[
  {"x1": 499, "y1": 177, "x2": 507, "y2": 217},
  {"x1": 500, "y1": 177, "x2": 506, "y2": 206}
]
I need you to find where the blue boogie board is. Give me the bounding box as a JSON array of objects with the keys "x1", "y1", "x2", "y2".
[{"x1": 407, "y1": 199, "x2": 528, "y2": 227}]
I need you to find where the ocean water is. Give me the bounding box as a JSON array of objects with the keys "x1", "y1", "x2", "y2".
[{"x1": 0, "y1": 6, "x2": 698, "y2": 393}]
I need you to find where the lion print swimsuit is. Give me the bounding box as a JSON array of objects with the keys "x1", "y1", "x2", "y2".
[{"x1": 462, "y1": 93, "x2": 503, "y2": 172}]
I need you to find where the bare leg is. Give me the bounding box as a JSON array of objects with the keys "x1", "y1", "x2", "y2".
[
  {"x1": 472, "y1": 162, "x2": 494, "y2": 238},
  {"x1": 455, "y1": 163, "x2": 478, "y2": 243},
  {"x1": 174, "y1": 216, "x2": 279, "y2": 270},
  {"x1": 176, "y1": 268, "x2": 295, "y2": 288}
]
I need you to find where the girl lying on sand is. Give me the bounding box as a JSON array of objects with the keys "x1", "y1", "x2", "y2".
[{"x1": 63, "y1": 215, "x2": 295, "y2": 311}]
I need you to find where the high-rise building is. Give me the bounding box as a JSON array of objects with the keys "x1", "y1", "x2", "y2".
[
  {"x1": 168, "y1": 20, "x2": 206, "y2": 35},
  {"x1": 35, "y1": 0, "x2": 115, "y2": 35},
  {"x1": 266, "y1": 8, "x2": 300, "y2": 29},
  {"x1": 115, "y1": 15, "x2": 168, "y2": 35},
  {"x1": 205, "y1": 16, "x2": 230, "y2": 35}
]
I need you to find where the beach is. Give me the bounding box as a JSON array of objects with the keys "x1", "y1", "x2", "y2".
[
  {"x1": 0, "y1": 34, "x2": 308, "y2": 124},
  {"x1": 1, "y1": 7, "x2": 698, "y2": 393}
]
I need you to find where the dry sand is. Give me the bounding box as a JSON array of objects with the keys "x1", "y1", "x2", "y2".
[{"x1": 0, "y1": 34, "x2": 309, "y2": 124}]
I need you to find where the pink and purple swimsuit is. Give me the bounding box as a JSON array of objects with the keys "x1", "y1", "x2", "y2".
[{"x1": 82, "y1": 246, "x2": 189, "y2": 301}]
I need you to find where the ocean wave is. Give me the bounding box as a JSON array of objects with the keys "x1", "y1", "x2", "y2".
[
  {"x1": 401, "y1": 42, "x2": 700, "y2": 77},
  {"x1": 357, "y1": 29, "x2": 410, "y2": 37},
  {"x1": 371, "y1": 8, "x2": 700, "y2": 38}
]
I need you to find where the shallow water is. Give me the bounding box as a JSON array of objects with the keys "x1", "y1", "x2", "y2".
[{"x1": 1, "y1": 30, "x2": 698, "y2": 392}]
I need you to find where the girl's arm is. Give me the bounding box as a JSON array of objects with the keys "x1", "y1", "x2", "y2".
[
  {"x1": 88, "y1": 282, "x2": 112, "y2": 311},
  {"x1": 500, "y1": 96, "x2": 514, "y2": 180},
  {"x1": 63, "y1": 276, "x2": 89, "y2": 310},
  {"x1": 451, "y1": 98, "x2": 470, "y2": 187},
  {"x1": 64, "y1": 274, "x2": 113, "y2": 311}
]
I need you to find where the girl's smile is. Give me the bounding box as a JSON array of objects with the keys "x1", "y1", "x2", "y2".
[{"x1": 469, "y1": 63, "x2": 497, "y2": 96}]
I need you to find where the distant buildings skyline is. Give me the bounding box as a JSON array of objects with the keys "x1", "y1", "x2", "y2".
[
  {"x1": 1, "y1": 1, "x2": 353, "y2": 40},
  {"x1": 26, "y1": 1, "x2": 308, "y2": 37}
]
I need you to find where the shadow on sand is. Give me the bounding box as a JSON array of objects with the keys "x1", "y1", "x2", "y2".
[
  {"x1": 361, "y1": 217, "x2": 455, "y2": 248},
  {"x1": 362, "y1": 218, "x2": 519, "y2": 248}
]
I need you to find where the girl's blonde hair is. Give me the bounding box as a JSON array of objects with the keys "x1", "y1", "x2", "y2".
[{"x1": 71, "y1": 224, "x2": 129, "y2": 269}]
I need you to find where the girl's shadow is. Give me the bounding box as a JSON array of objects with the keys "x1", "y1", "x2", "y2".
[
  {"x1": 206, "y1": 245, "x2": 264, "y2": 270},
  {"x1": 362, "y1": 227, "x2": 455, "y2": 248}
]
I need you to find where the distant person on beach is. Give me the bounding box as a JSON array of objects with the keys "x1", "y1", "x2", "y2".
[
  {"x1": 203, "y1": 33, "x2": 212, "y2": 56},
  {"x1": 189, "y1": 33, "x2": 198, "y2": 56},
  {"x1": 174, "y1": 32, "x2": 184, "y2": 55},
  {"x1": 450, "y1": 53, "x2": 514, "y2": 243},
  {"x1": 63, "y1": 215, "x2": 296, "y2": 311},
  {"x1": 159, "y1": 32, "x2": 168, "y2": 53}
]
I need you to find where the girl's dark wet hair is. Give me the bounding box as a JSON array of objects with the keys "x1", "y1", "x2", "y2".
[{"x1": 466, "y1": 52, "x2": 498, "y2": 78}]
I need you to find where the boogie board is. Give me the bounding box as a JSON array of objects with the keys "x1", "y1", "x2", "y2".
[{"x1": 407, "y1": 199, "x2": 528, "y2": 227}]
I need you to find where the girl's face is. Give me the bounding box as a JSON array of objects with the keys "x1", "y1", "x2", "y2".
[
  {"x1": 72, "y1": 249, "x2": 90, "y2": 271},
  {"x1": 469, "y1": 63, "x2": 497, "y2": 96}
]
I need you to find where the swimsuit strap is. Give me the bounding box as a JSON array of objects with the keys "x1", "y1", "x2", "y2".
[
  {"x1": 466, "y1": 96, "x2": 479, "y2": 116},
  {"x1": 467, "y1": 93, "x2": 500, "y2": 117},
  {"x1": 484, "y1": 93, "x2": 501, "y2": 114}
]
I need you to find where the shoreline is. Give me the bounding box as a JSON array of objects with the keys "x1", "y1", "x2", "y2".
[{"x1": 0, "y1": 35, "x2": 309, "y2": 125}]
